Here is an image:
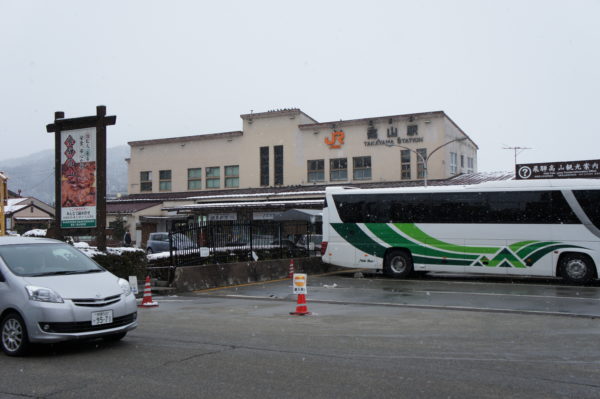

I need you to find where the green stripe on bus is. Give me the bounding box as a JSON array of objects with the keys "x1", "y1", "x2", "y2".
[
  {"x1": 487, "y1": 248, "x2": 526, "y2": 268},
  {"x1": 508, "y1": 240, "x2": 538, "y2": 253},
  {"x1": 365, "y1": 223, "x2": 479, "y2": 260},
  {"x1": 525, "y1": 244, "x2": 585, "y2": 265},
  {"x1": 516, "y1": 241, "x2": 559, "y2": 259},
  {"x1": 331, "y1": 223, "x2": 386, "y2": 258},
  {"x1": 393, "y1": 223, "x2": 499, "y2": 254}
]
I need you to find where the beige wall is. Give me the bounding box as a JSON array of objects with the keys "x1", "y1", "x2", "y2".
[{"x1": 127, "y1": 110, "x2": 478, "y2": 194}]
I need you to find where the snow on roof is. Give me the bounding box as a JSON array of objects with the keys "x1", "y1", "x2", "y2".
[
  {"x1": 5, "y1": 198, "x2": 28, "y2": 214},
  {"x1": 165, "y1": 199, "x2": 324, "y2": 211},
  {"x1": 186, "y1": 190, "x2": 325, "y2": 201},
  {"x1": 107, "y1": 201, "x2": 162, "y2": 214}
]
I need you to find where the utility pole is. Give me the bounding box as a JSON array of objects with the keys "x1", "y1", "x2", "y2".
[
  {"x1": 387, "y1": 137, "x2": 467, "y2": 187},
  {"x1": 0, "y1": 172, "x2": 7, "y2": 236},
  {"x1": 503, "y1": 146, "x2": 532, "y2": 166}
]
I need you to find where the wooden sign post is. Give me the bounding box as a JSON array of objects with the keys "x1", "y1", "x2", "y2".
[{"x1": 46, "y1": 106, "x2": 116, "y2": 251}]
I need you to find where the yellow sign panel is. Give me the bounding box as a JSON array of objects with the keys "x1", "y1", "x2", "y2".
[{"x1": 292, "y1": 273, "x2": 307, "y2": 294}]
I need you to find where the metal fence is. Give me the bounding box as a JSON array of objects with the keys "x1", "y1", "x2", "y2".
[{"x1": 168, "y1": 220, "x2": 320, "y2": 267}]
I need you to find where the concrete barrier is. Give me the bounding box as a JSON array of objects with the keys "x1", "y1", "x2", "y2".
[{"x1": 173, "y1": 257, "x2": 340, "y2": 292}]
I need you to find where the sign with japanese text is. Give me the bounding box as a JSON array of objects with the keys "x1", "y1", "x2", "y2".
[
  {"x1": 516, "y1": 160, "x2": 600, "y2": 180},
  {"x1": 253, "y1": 212, "x2": 277, "y2": 220},
  {"x1": 60, "y1": 128, "x2": 97, "y2": 228},
  {"x1": 208, "y1": 212, "x2": 237, "y2": 221},
  {"x1": 292, "y1": 273, "x2": 308, "y2": 295}
]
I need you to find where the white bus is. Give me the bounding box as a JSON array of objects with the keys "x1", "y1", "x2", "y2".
[{"x1": 321, "y1": 179, "x2": 600, "y2": 284}]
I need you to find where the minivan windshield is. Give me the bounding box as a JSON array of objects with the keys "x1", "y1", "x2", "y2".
[{"x1": 0, "y1": 243, "x2": 105, "y2": 277}]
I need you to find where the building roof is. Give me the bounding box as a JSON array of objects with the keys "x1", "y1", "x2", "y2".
[
  {"x1": 165, "y1": 199, "x2": 324, "y2": 212},
  {"x1": 128, "y1": 131, "x2": 243, "y2": 147},
  {"x1": 4, "y1": 197, "x2": 55, "y2": 216},
  {"x1": 298, "y1": 110, "x2": 444, "y2": 129},
  {"x1": 239, "y1": 108, "x2": 318, "y2": 123},
  {"x1": 107, "y1": 201, "x2": 162, "y2": 214},
  {"x1": 5, "y1": 198, "x2": 29, "y2": 214},
  {"x1": 298, "y1": 110, "x2": 479, "y2": 150},
  {"x1": 111, "y1": 172, "x2": 514, "y2": 207}
]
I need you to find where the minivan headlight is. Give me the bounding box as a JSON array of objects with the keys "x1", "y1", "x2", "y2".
[
  {"x1": 118, "y1": 278, "x2": 133, "y2": 296},
  {"x1": 25, "y1": 285, "x2": 64, "y2": 303}
]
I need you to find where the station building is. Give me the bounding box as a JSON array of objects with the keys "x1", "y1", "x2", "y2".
[{"x1": 112, "y1": 108, "x2": 481, "y2": 247}]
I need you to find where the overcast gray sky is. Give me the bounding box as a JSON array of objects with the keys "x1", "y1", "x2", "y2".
[{"x1": 1, "y1": 0, "x2": 598, "y2": 172}]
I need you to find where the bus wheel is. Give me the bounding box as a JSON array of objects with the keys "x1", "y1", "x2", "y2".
[
  {"x1": 560, "y1": 253, "x2": 595, "y2": 284},
  {"x1": 384, "y1": 250, "x2": 413, "y2": 278}
]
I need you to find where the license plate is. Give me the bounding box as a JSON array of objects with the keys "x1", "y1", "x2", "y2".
[{"x1": 91, "y1": 310, "x2": 113, "y2": 326}]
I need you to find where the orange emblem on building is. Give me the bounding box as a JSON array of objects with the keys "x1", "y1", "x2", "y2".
[{"x1": 324, "y1": 131, "x2": 345, "y2": 149}]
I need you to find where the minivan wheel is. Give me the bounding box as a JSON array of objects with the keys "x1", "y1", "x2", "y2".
[
  {"x1": 384, "y1": 250, "x2": 413, "y2": 278},
  {"x1": 146, "y1": 248, "x2": 153, "y2": 254},
  {"x1": 560, "y1": 253, "x2": 595, "y2": 284},
  {"x1": 1, "y1": 312, "x2": 30, "y2": 356}
]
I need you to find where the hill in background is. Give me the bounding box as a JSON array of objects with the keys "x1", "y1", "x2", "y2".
[{"x1": 0, "y1": 145, "x2": 129, "y2": 204}]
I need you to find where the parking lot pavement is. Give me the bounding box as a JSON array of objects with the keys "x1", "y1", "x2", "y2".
[
  {"x1": 3, "y1": 278, "x2": 600, "y2": 399},
  {"x1": 191, "y1": 272, "x2": 600, "y2": 318}
]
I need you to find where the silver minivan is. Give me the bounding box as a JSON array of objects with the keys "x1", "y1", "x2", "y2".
[{"x1": 0, "y1": 237, "x2": 138, "y2": 356}]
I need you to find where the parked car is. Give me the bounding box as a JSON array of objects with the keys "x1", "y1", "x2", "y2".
[
  {"x1": 0, "y1": 236, "x2": 138, "y2": 356},
  {"x1": 296, "y1": 234, "x2": 323, "y2": 251},
  {"x1": 275, "y1": 239, "x2": 308, "y2": 257},
  {"x1": 146, "y1": 232, "x2": 195, "y2": 253}
]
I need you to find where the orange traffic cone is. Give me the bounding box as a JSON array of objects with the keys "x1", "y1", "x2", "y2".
[
  {"x1": 138, "y1": 276, "x2": 159, "y2": 307},
  {"x1": 288, "y1": 259, "x2": 295, "y2": 278},
  {"x1": 290, "y1": 293, "x2": 311, "y2": 316}
]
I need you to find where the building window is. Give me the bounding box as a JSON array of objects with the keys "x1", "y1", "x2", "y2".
[
  {"x1": 450, "y1": 152, "x2": 458, "y2": 175},
  {"x1": 159, "y1": 170, "x2": 171, "y2": 191},
  {"x1": 260, "y1": 146, "x2": 269, "y2": 186},
  {"x1": 460, "y1": 155, "x2": 465, "y2": 168},
  {"x1": 417, "y1": 148, "x2": 427, "y2": 179},
  {"x1": 140, "y1": 171, "x2": 152, "y2": 192},
  {"x1": 401, "y1": 150, "x2": 411, "y2": 180},
  {"x1": 187, "y1": 168, "x2": 202, "y2": 190},
  {"x1": 387, "y1": 120, "x2": 398, "y2": 137},
  {"x1": 367, "y1": 121, "x2": 377, "y2": 139},
  {"x1": 467, "y1": 157, "x2": 475, "y2": 173},
  {"x1": 407, "y1": 125, "x2": 418, "y2": 136},
  {"x1": 225, "y1": 165, "x2": 239, "y2": 188},
  {"x1": 274, "y1": 145, "x2": 283, "y2": 185},
  {"x1": 307, "y1": 160, "x2": 324, "y2": 182},
  {"x1": 353, "y1": 156, "x2": 372, "y2": 180},
  {"x1": 330, "y1": 158, "x2": 348, "y2": 181},
  {"x1": 206, "y1": 167, "x2": 220, "y2": 189}
]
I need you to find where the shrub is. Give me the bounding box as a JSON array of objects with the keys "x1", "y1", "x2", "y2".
[{"x1": 92, "y1": 251, "x2": 147, "y2": 279}]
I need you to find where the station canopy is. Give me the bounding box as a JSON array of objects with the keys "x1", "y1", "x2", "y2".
[{"x1": 273, "y1": 208, "x2": 322, "y2": 222}]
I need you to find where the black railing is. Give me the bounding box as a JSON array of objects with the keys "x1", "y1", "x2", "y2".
[{"x1": 168, "y1": 220, "x2": 320, "y2": 267}]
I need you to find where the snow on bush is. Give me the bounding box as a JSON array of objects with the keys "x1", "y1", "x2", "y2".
[{"x1": 22, "y1": 229, "x2": 47, "y2": 237}]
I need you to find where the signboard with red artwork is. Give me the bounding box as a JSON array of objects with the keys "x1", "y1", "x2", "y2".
[{"x1": 60, "y1": 127, "x2": 97, "y2": 228}]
